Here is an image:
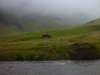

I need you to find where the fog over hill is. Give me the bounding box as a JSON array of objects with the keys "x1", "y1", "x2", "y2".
[
  {"x1": 1, "y1": 0, "x2": 100, "y2": 18},
  {"x1": 0, "y1": 0, "x2": 100, "y2": 34}
]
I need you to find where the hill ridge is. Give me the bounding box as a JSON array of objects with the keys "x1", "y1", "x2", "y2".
[{"x1": 84, "y1": 18, "x2": 100, "y2": 26}]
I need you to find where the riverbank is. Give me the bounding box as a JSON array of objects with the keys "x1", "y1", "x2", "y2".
[{"x1": 0, "y1": 32, "x2": 100, "y2": 61}]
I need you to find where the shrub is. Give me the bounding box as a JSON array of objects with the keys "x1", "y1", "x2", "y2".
[{"x1": 68, "y1": 43, "x2": 100, "y2": 60}]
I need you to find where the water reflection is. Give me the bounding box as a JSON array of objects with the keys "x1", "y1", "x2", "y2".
[{"x1": 0, "y1": 60, "x2": 100, "y2": 75}]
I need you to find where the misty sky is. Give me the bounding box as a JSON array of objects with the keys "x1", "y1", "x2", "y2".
[{"x1": 0, "y1": 0, "x2": 100, "y2": 20}]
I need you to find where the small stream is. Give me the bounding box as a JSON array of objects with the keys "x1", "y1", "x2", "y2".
[{"x1": 0, "y1": 60, "x2": 100, "y2": 75}]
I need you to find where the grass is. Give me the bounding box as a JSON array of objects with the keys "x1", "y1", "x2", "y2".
[
  {"x1": 0, "y1": 24, "x2": 100, "y2": 61},
  {"x1": 0, "y1": 25, "x2": 100, "y2": 43}
]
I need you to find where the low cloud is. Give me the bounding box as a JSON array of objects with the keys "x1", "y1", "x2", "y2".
[{"x1": 0, "y1": 0, "x2": 100, "y2": 22}]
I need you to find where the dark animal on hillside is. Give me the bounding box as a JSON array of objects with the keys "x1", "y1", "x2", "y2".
[{"x1": 41, "y1": 34, "x2": 52, "y2": 38}]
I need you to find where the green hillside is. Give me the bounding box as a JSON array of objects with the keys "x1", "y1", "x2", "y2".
[
  {"x1": 0, "y1": 17, "x2": 100, "y2": 60},
  {"x1": 0, "y1": 12, "x2": 69, "y2": 35},
  {"x1": 0, "y1": 11, "x2": 88, "y2": 35},
  {"x1": 0, "y1": 24, "x2": 100, "y2": 43}
]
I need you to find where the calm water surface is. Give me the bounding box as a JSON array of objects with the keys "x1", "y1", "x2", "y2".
[{"x1": 0, "y1": 60, "x2": 100, "y2": 75}]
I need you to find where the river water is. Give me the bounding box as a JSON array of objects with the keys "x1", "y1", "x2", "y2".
[{"x1": 0, "y1": 60, "x2": 100, "y2": 75}]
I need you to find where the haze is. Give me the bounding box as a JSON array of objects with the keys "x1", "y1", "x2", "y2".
[{"x1": 0, "y1": 0, "x2": 100, "y2": 24}]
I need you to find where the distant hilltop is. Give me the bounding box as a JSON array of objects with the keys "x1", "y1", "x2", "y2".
[{"x1": 84, "y1": 18, "x2": 100, "y2": 26}]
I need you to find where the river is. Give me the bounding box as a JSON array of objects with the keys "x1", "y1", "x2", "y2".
[{"x1": 0, "y1": 60, "x2": 100, "y2": 75}]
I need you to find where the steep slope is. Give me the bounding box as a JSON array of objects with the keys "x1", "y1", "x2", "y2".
[
  {"x1": 0, "y1": 11, "x2": 88, "y2": 35},
  {"x1": 0, "y1": 12, "x2": 24, "y2": 30},
  {"x1": 0, "y1": 12, "x2": 65, "y2": 35}
]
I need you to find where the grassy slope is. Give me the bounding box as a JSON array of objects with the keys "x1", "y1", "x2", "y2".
[
  {"x1": 0, "y1": 16, "x2": 67, "y2": 35},
  {"x1": 0, "y1": 19, "x2": 66, "y2": 35},
  {"x1": 84, "y1": 18, "x2": 100, "y2": 26},
  {"x1": 0, "y1": 23, "x2": 22, "y2": 35},
  {"x1": 0, "y1": 22, "x2": 100, "y2": 60}
]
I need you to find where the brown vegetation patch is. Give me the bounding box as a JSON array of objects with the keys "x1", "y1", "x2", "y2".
[{"x1": 69, "y1": 43, "x2": 100, "y2": 60}]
